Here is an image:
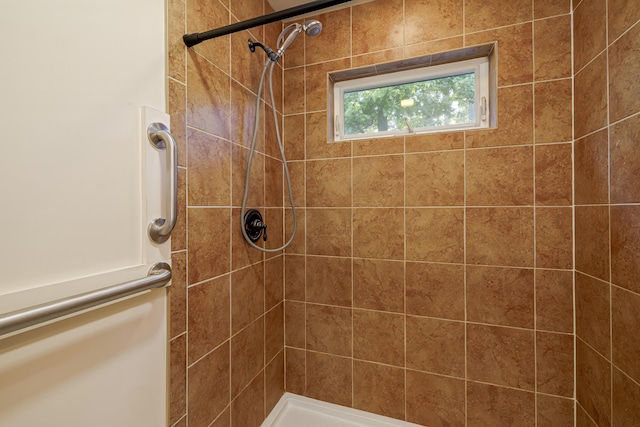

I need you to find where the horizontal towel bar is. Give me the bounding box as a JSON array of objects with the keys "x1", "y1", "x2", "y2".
[{"x1": 0, "y1": 263, "x2": 172, "y2": 337}]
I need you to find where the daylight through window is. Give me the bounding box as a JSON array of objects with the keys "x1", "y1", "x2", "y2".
[{"x1": 333, "y1": 57, "x2": 490, "y2": 140}]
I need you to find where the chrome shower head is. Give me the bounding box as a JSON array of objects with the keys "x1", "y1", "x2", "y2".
[
  {"x1": 275, "y1": 20, "x2": 323, "y2": 61},
  {"x1": 302, "y1": 20, "x2": 323, "y2": 37}
]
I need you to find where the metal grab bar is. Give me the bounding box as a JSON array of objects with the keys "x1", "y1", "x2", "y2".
[
  {"x1": 148, "y1": 122, "x2": 178, "y2": 244},
  {"x1": 0, "y1": 263, "x2": 172, "y2": 337}
]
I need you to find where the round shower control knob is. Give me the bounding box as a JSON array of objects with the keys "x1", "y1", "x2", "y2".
[{"x1": 244, "y1": 209, "x2": 267, "y2": 242}]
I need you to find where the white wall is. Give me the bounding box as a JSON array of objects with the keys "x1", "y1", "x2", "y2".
[
  {"x1": 0, "y1": 0, "x2": 165, "y2": 294},
  {"x1": 0, "y1": 0, "x2": 169, "y2": 425}
]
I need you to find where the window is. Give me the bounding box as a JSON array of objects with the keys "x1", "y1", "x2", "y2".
[{"x1": 333, "y1": 57, "x2": 490, "y2": 141}]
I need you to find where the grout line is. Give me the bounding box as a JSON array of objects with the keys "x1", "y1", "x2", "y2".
[
  {"x1": 183, "y1": 11, "x2": 190, "y2": 420},
  {"x1": 576, "y1": 400, "x2": 601, "y2": 427},
  {"x1": 170, "y1": 414, "x2": 186, "y2": 427},
  {"x1": 605, "y1": 2, "x2": 614, "y2": 425},
  {"x1": 302, "y1": 23, "x2": 308, "y2": 399},
  {"x1": 570, "y1": 3, "x2": 577, "y2": 418},
  {"x1": 530, "y1": 5, "x2": 539, "y2": 423},
  {"x1": 402, "y1": 132, "x2": 408, "y2": 421}
]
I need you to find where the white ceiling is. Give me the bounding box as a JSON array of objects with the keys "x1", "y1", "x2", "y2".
[
  {"x1": 267, "y1": 0, "x2": 373, "y2": 13},
  {"x1": 267, "y1": 0, "x2": 309, "y2": 10}
]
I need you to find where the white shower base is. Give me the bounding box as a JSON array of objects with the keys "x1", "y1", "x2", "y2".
[{"x1": 262, "y1": 393, "x2": 423, "y2": 427}]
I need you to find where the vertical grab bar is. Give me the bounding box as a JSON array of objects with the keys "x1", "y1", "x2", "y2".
[{"x1": 147, "y1": 122, "x2": 178, "y2": 243}]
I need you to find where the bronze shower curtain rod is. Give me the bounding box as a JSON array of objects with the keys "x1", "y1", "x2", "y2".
[{"x1": 183, "y1": 0, "x2": 352, "y2": 48}]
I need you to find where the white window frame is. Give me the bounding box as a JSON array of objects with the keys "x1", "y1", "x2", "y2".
[{"x1": 333, "y1": 57, "x2": 490, "y2": 141}]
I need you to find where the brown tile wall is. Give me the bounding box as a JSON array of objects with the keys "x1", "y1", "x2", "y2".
[
  {"x1": 165, "y1": 0, "x2": 640, "y2": 425},
  {"x1": 282, "y1": 1, "x2": 575, "y2": 426},
  {"x1": 167, "y1": 0, "x2": 286, "y2": 426},
  {"x1": 573, "y1": 0, "x2": 640, "y2": 426}
]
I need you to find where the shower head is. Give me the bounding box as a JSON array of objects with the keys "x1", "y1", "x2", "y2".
[
  {"x1": 274, "y1": 20, "x2": 323, "y2": 61},
  {"x1": 302, "y1": 20, "x2": 323, "y2": 37}
]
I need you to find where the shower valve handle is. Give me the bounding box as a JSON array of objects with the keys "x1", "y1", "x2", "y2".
[{"x1": 251, "y1": 218, "x2": 268, "y2": 242}]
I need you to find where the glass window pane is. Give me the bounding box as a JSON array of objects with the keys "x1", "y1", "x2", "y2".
[{"x1": 343, "y1": 72, "x2": 476, "y2": 136}]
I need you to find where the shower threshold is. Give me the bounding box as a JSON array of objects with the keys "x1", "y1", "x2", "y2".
[{"x1": 262, "y1": 393, "x2": 423, "y2": 427}]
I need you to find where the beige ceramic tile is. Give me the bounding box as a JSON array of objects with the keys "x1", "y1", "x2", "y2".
[
  {"x1": 465, "y1": 23, "x2": 533, "y2": 86},
  {"x1": 170, "y1": 335, "x2": 186, "y2": 425},
  {"x1": 575, "y1": 206, "x2": 610, "y2": 281},
  {"x1": 187, "y1": 128, "x2": 232, "y2": 207},
  {"x1": 305, "y1": 208, "x2": 352, "y2": 256},
  {"x1": 305, "y1": 9, "x2": 351, "y2": 65},
  {"x1": 187, "y1": 0, "x2": 230, "y2": 74},
  {"x1": 534, "y1": 0, "x2": 571, "y2": 18},
  {"x1": 537, "y1": 395, "x2": 575, "y2": 427},
  {"x1": 574, "y1": 52, "x2": 608, "y2": 139},
  {"x1": 534, "y1": 15, "x2": 572, "y2": 80},
  {"x1": 230, "y1": 317, "x2": 264, "y2": 398},
  {"x1": 231, "y1": 373, "x2": 264, "y2": 427},
  {"x1": 611, "y1": 114, "x2": 640, "y2": 204},
  {"x1": 535, "y1": 143, "x2": 573, "y2": 206},
  {"x1": 575, "y1": 272, "x2": 611, "y2": 357},
  {"x1": 406, "y1": 370, "x2": 465, "y2": 426},
  {"x1": 187, "y1": 208, "x2": 231, "y2": 283},
  {"x1": 306, "y1": 58, "x2": 350, "y2": 113},
  {"x1": 536, "y1": 269, "x2": 574, "y2": 334},
  {"x1": 353, "y1": 48, "x2": 404, "y2": 68},
  {"x1": 306, "y1": 159, "x2": 351, "y2": 207},
  {"x1": 536, "y1": 207, "x2": 573, "y2": 270},
  {"x1": 283, "y1": 114, "x2": 305, "y2": 161},
  {"x1": 406, "y1": 316, "x2": 465, "y2": 377},
  {"x1": 353, "y1": 361, "x2": 405, "y2": 420},
  {"x1": 466, "y1": 208, "x2": 534, "y2": 267},
  {"x1": 353, "y1": 259, "x2": 404, "y2": 313},
  {"x1": 406, "y1": 151, "x2": 464, "y2": 207},
  {"x1": 353, "y1": 155, "x2": 404, "y2": 207},
  {"x1": 306, "y1": 255, "x2": 352, "y2": 306},
  {"x1": 169, "y1": 80, "x2": 187, "y2": 167},
  {"x1": 405, "y1": 132, "x2": 464, "y2": 152},
  {"x1": 467, "y1": 382, "x2": 535, "y2": 426},
  {"x1": 608, "y1": 0, "x2": 640, "y2": 42},
  {"x1": 612, "y1": 367, "x2": 640, "y2": 427},
  {"x1": 404, "y1": 37, "x2": 464, "y2": 59},
  {"x1": 535, "y1": 79, "x2": 573, "y2": 143},
  {"x1": 466, "y1": 85, "x2": 533, "y2": 148},
  {"x1": 305, "y1": 352, "x2": 352, "y2": 407},
  {"x1": 285, "y1": 347, "x2": 305, "y2": 395},
  {"x1": 467, "y1": 324, "x2": 536, "y2": 390},
  {"x1": 609, "y1": 23, "x2": 640, "y2": 123},
  {"x1": 353, "y1": 310, "x2": 405, "y2": 366},
  {"x1": 231, "y1": 263, "x2": 264, "y2": 334},
  {"x1": 187, "y1": 52, "x2": 231, "y2": 140},
  {"x1": 573, "y1": 0, "x2": 607, "y2": 72},
  {"x1": 404, "y1": 0, "x2": 463, "y2": 44},
  {"x1": 353, "y1": 208, "x2": 404, "y2": 260},
  {"x1": 188, "y1": 275, "x2": 231, "y2": 363},
  {"x1": 406, "y1": 208, "x2": 464, "y2": 263},
  {"x1": 168, "y1": 0, "x2": 186, "y2": 82},
  {"x1": 466, "y1": 266, "x2": 535, "y2": 328},
  {"x1": 188, "y1": 342, "x2": 230, "y2": 427},
  {"x1": 172, "y1": 169, "x2": 187, "y2": 252},
  {"x1": 352, "y1": 0, "x2": 404, "y2": 54},
  {"x1": 576, "y1": 338, "x2": 612, "y2": 426},
  {"x1": 283, "y1": 67, "x2": 305, "y2": 115},
  {"x1": 574, "y1": 129, "x2": 609, "y2": 205},
  {"x1": 466, "y1": 146, "x2": 534, "y2": 206},
  {"x1": 536, "y1": 332, "x2": 575, "y2": 397},
  {"x1": 611, "y1": 206, "x2": 640, "y2": 294},
  {"x1": 406, "y1": 262, "x2": 465, "y2": 320},
  {"x1": 306, "y1": 304, "x2": 352, "y2": 356}
]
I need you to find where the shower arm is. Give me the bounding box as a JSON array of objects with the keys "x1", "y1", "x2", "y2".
[{"x1": 183, "y1": 0, "x2": 351, "y2": 47}]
